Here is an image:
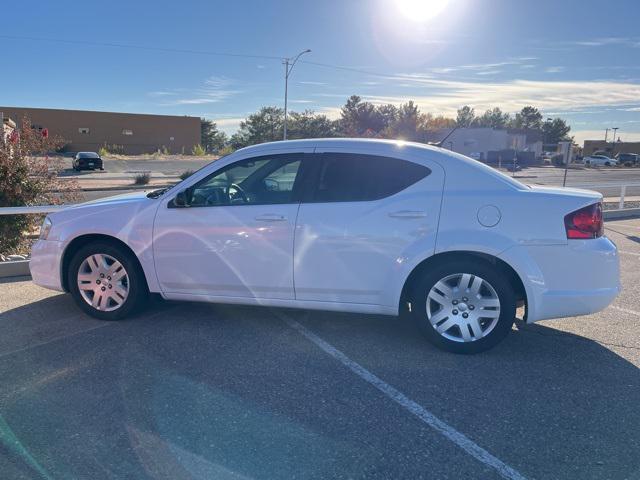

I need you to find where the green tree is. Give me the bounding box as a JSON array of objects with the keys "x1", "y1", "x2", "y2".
[
  {"x1": 338, "y1": 95, "x2": 389, "y2": 136},
  {"x1": 384, "y1": 101, "x2": 425, "y2": 141},
  {"x1": 232, "y1": 107, "x2": 284, "y2": 148},
  {"x1": 542, "y1": 118, "x2": 571, "y2": 144},
  {"x1": 287, "y1": 110, "x2": 337, "y2": 139},
  {"x1": 456, "y1": 106, "x2": 476, "y2": 127},
  {"x1": 425, "y1": 115, "x2": 456, "y2": 130},
  {"x1": 512, "y1": 106, "x2": 543, "y2": 130},
  {"x1": 200, "y1": 118, "x2": 228, "y2": 153},
  {"x1": 476, "y1": 107, "x2": 511, "y2": 129}
]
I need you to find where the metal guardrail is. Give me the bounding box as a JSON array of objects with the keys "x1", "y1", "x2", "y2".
[
  {"x1": 1, "y1": 184, "x2": 640, "y2": 213},
  {"x1": 570, "y1": 184, "x2": 640, "y2": 209},
  {"x1": 0, "y1": 183, "x2": 639, "y2": 215},
  {"x1": 0, "y1": 205, "x2": 70, "y2": 215}
]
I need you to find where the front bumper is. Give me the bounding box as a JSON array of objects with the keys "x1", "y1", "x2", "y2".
[
  {"x1": 29, "y1": 239, "x2": 65, "y2": 292},
  {"x1": 499, "y1": 237, "x2": 621, "y2": 323}
]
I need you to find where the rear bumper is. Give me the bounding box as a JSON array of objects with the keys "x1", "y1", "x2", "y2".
[
  {"x1": 29, "y1": 239, "x2": 65, "y2": 292},
  {"x1": 76, "y1": 160, "x2": 103, "y2": 169},
  {"x1": 499, "y1": 237, "x2": 620, "y2": 323}
]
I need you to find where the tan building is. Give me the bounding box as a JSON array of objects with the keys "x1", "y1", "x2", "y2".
[
  {"x1": 0, "y1": 106, "x2": 200, "y2": 155},
  {"x1": 1, "y1": 115, "x2": 16, "y2": 142},
  {"x1": 583, "y1": 140, "x2": 640, "y2": 157}
]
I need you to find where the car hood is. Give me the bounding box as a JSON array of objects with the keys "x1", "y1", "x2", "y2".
[
  {"x1": 48, "y1": 191, "x2": 155, "y2": 224},
  {"x1": 67, "y1": 191, "x2": 153, "y2": 210},
  {"x1": 46, "y1": 191, "x2": 160, "y2": 243}
]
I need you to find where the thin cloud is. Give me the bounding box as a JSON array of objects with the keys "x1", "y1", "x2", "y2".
[
  {"x1": 356, "y1": 78, "x2": 640, "y2": 115},
  {"x1": 162, "y1": 76, "x2": 241, "y2": 106},
  {"x1": 545, "y1": 66, "x2": 565, "y2": 73},
  {"x1": 299, "y1": 81, "x2": 328, "y2": 86},
  {"x1": 572, "y1": 37, "x2": 640, "y2": 47},
  {"x1": 147, "y1": 91, "x2": 179, "y2": 96}
]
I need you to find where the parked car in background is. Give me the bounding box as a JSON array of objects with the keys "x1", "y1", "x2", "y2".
[
  {"x1": 583, "y1": 154, "x2": 617, "y2": 167},
  {"x1": 30, "y1": 139, "x2": 620, "y2": 354},
  {"x1": 616, "y1": 153, "x2": 639, "y2": 166},
  {"x1": 73, "y1": 152, "x2": 104, "y2": 171}
]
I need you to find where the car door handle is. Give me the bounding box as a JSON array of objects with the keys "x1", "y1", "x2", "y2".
[
  {"x1": 388, "y1": 210, "x2": 427, "y2": 219},
  {"x1": 255, "y1": 214, "x2": 287, "y2": 222}
]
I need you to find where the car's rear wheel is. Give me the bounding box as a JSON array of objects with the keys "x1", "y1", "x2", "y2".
[
  {"x1": 68, "y1": 242, "x2": 148, "y2": 320},
  {"x1": 410, "y1": 260, "x2": 516, "y2": 354}
]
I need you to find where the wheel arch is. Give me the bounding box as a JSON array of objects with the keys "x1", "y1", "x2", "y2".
[
  {"x1": 60, "y1": 234, "x2": 150, "y2": 293},
  {"x1": 399, "y1": 250, "x2": 527, "y2": 316}
]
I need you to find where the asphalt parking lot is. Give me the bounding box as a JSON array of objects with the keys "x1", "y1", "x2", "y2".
[{"x1": 1, "y1": 219, "x2": 640, "y2": 479}]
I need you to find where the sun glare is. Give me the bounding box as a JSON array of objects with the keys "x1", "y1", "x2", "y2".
[{"x1": 395, "y1": 0, "x2": 451, "y2": 22}]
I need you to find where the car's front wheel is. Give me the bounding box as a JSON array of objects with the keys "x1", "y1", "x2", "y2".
[
  {"x1": 68, "y1": 242, "x2": 148, "y2": 320},
  {"x1": 410, "y1": 260, "x2": 516, "y2": 354}
]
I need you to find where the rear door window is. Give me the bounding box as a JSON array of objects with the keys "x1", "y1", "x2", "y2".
[{"x1": 308, "y1": 153, "x2": 430, "y2": 203}]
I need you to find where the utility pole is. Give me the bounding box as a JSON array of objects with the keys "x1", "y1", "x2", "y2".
[
  {"x1": 611, "y1": 127, "x2": 619, "y2": 144},
  {"x1": 283, "y1": 49, "x2": 311, "y2": 140},
  {"x1": 604, "y1": 128, "x2": 609, "y2": 143},
  {"x1": 611, "y1": 127, "x2": 619, "y2": 157}
]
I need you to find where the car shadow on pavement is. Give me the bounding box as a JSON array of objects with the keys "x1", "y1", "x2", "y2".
[{"x1": 0, "y1": 298, "x2": 639, "y2": 479}]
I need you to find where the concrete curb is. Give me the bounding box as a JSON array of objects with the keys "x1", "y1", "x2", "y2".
[
  {"x1": 0, "y1": 260, "x2": 30, "y2": 279},
  {"x1": 604, "y1": 208, "x2": 640, "y2": 220}
]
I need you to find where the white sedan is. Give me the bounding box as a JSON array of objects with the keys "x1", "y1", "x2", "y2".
[
  {"x1": 30, "y1": 139, "x2": 620, "y2": 353},
  {"x1": 583, "y1": 154, "x2": 618, "y2": 166}
]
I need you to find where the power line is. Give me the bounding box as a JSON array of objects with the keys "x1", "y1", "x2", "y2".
[
  {"x1": 0, "y1": 34, "x2": 283, "y2": 61},
  {"x1": 0, "y1": 34, "x2": 402, "y2": 80},
  {"x1": 300, "y1": 60, "x2": 402, "y2": 80}
]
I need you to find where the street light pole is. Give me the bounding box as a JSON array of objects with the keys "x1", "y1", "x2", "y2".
[
  {"x1": 283, "y1": 49, "x2": 311, "y2": 140},
  {"x1": 611, "y1": 127, "x2": 619, "y2": 144},
  {"x1": 604, "y1": 128, "x2": 609, "y2": 143}
]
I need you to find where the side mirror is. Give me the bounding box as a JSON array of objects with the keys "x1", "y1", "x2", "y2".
[{"x1": 173, "y1": 189, "x2": 191, "y2": 208}]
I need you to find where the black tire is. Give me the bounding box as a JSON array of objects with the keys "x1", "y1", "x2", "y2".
[
  {"x1": 410, "y1": 260, "x2": 516, "y2": 354},
  {"x1": 67, "y1": 242, "x2": 148, "y2": 320}
]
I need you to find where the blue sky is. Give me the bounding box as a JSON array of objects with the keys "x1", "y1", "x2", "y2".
[{"x1": 3, "y1": 0, "x2": 640, "y2": 144}]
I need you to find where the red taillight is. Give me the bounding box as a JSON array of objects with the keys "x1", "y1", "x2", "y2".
[{"x1": 564, "y1": 203, "x2": 603, "y2": 239}]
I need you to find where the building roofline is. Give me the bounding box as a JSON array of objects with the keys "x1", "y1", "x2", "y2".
[{"x1": 0, "y1": 105, "x2": 200, "y2": 120}]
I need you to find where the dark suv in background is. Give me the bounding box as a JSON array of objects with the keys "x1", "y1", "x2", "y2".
[
  {"x1": 616, "y1": 153, "x2": 639, "y2": 166},
  {"x1": 72, "y1": 152, "x2": 104, "y2": 171}
]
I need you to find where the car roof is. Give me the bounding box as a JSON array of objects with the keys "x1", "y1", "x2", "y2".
[
  {"x1": 233, "y1": 138, "x2": 528, "y2": 191},
  {"x1": 234, "y1": 138, "x2": 454, "y2": 161}
]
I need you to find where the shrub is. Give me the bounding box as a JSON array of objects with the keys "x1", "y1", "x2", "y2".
[
  {"x1": 0, "y1": 117, "x2": 79, "y2": 254},
  {"x1": 98, "y1": 146, "x2": 109, "y2": 157},
  {"x1": 218, "y1": 145, "x2": 235, "y2": 156},
  {"x1": 133, "y1": 172, "x2": 151, "y2": 185},
  {"x1": 191, "y1": 144, "x2": 206, "y2": 156},
  {"x1": 180, "y1": 170, "x2": 195, "y2": 180}
]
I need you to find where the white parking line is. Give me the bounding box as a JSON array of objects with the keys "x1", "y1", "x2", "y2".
[
  {"x1": 284, "y1": 316, "x2": 527, "y2": 480},
  {"x1": 610, "y1": 305, "x2": 640, "y2": 317}
]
